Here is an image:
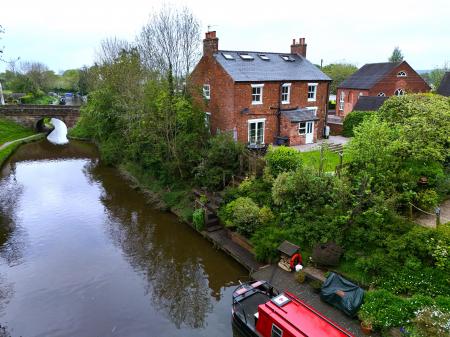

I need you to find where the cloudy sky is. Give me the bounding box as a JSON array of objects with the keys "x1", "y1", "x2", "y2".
[{"x1": 0, "y1": 0, "x2": 448, "y2": 72}]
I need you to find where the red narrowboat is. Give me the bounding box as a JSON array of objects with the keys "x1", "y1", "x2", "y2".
[{"x1": 232, "y1": 281, "x2": 354, "y2": 337}]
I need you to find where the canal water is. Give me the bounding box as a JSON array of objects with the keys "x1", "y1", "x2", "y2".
[{"x1": 0, "y1": 140, "x2": 247, "y2": 337}]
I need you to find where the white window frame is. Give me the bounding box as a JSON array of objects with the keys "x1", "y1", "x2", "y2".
[
  {"x1": 298, "y1": 121, "x2": 307, "y2": 135},
  {"x1": 281, "y1": 83, "x2": 291, "y2": 104},
  {"x1": 271, "y1": 324, "x2": 283, "y2": 337},
  {"x1": 204, "y1": 112, "x2": 211, "y2": 128},
  {"x1": 251, "y1": 84, "x2": 264, "y2": 105},
  {"x1": 247, "y1": 118, "x2": 266, "y2": 145},
  {"x1": 397, "y1": 71, "x2": 407, "y2": 77},
  {"x1": 394, "y1": 88, "x2": 405, "y2": 96},
  {"x1": 307, "y1": 83, "x2": 318, "y2": 102},
  {"x1": 377, "y1": 92, "x2": 386, "y2": 97},
  {"x1": 339, "y1": 91, "x2": 345, "y2": 111},
  {"x1": 203, "y1": 84, "x2": 211, "y2": 100},
  {"x1": 305, "y1": 106, "x2": 318, "y2": 116}
]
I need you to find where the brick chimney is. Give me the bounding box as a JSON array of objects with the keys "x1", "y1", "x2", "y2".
[
  {"x1": 203, "y1": 31, "x2": 219, "y2": 56},
  {"x1": 291, "y1": 37, "x2": 307, "y2": 58}
]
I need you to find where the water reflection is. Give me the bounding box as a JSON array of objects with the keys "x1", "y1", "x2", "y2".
[
  {"x1": 0, "y1": 139, "x2": 246, "y2": 336},
  {"x1": 87, "y1": 163, "x2": 243, "y2": 329}
]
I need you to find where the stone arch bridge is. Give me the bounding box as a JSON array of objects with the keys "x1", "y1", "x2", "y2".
[{"x1": 0, "y1": 105, "x2": 81, "y2": 130}]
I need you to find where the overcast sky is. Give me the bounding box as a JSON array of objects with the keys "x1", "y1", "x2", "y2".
[{"x1": 1, "y1": 0, "x2": 448, "y2": 72}]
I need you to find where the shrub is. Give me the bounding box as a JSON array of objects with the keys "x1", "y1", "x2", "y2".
[
  {"x1": 192, "y1": 208, "x2": 205, "y2": 231},
  {"x1": 342, "y1": 110, "x2": 376, "y2": 137},
  {"x1": 221, "y1": 197, "x2": 261, "y2": 237},
  {"x1": 264, "y1": 145, "x2": 302, "y2": 177},
  {"x1": 295, "y1": 271, "x2": 306, "y2": 283},
  {"x1": 237, "y1": 177, "x2": 273, "y2": 206},
  {"x1": 359, "y1": 290, "x2": 412, "y2": 330},
  {"x1": 378, "y1": 267, "x2": 450, "y2": 297},
  {"x1": 412, "y1": 306, "x2": 450, "y2": 337},
  {"x1": 194, "y1": 132, "x2": 245, "y2": 190},
  {"x1": 414, "y1": 189, "x2": 439, "y2": 211}
]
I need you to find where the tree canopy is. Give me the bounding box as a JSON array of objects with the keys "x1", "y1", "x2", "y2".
[
  {"x1": 322, "y1": 63, "x2": 358, "y2": 94},
  {"x1": 389, "y1": 46, "x2": 404, "y2": 62}
]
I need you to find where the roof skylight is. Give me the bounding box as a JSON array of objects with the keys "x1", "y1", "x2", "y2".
[
  {"x1": 258, "y1": 54, "x2": 270, "y2": 61},
  {"x1": 222, "y1": 53, "x2": 234, "y2": 60},
  {"x1": 280, "y1": 55, "x2": 295, "y2": 62},
  {"x1": 239, "y1": 53, "x2": 254, "y2": 60}
]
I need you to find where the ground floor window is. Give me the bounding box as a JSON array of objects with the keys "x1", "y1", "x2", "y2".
[
  {"x1": 248, "y1": 118, "x2": 265, "y2": 145},
  {"x1": 299, "y1": 122, "x2": 306, "y2": 135},
  {"x1": 299, "y1": 121, "x2": 313, "y2": 135}
]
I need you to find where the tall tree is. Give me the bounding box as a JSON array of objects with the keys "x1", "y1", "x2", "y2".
[
  {"x1": 389, "y1": 46, "x2": 404, "y2": 62},
  {"x1": 0, "y1": 25, "x2": 4, "y2": 59},
  {"x1": 322, "y1": 63, "x2": 358, "y2": 94},
  {"x1": 137, "y1": 5, "x2": 201, "y2": 84},
  {"x1": 428, "y1": 63, "x2": 449, "y2": 91}
]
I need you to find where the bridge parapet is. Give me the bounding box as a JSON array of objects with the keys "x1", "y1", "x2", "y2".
[{"x1": 0, "y1": 104, "x2": 81, "y2": 128}]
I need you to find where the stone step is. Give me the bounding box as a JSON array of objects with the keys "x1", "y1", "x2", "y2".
[{"x1": 206, "y1": 224, "x2": 223, "y2": 232}]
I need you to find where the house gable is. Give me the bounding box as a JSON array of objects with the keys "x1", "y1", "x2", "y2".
[{"x1": 369, "y1": 61, "x2": 431, "y2": 96}]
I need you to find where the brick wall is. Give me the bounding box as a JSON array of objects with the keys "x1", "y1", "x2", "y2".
[
  {"x1": 190, "y1": 55, "x2": 235, "y2": 134},
  {"x1": 369, "y1": 62, "x2": 430, "y2": 97},
  {"x1": 336, "y1": 89, "x2": 369, "y2": 117}
]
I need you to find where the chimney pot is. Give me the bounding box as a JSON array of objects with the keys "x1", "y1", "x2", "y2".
[
  {"x1": 290, "y1": 36, "x2": 307, "y2": 58},
  {"x1": 203, "y1": 31, "x2": 219, "y2": 56}
]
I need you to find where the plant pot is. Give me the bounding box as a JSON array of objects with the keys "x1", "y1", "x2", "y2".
[{"x1": 360, "y1": 322, "x2": 373, "y2": 335}]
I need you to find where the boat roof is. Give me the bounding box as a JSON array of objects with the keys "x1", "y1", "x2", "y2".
[{"x1": 259, "y1": 292, "x2": 353, "y2": 337}]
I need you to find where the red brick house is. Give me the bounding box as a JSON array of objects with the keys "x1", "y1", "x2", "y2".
[
  {"x1": 336, "y1": 61, "x2": 430, "y2": 117},
  {"x1": 190, "y1": 31, "x2": 331, "y2": 146}
]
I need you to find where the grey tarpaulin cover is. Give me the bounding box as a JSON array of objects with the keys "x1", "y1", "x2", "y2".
[{"x1": 320, "y1": 272, "x2": 364, "y2": 317}]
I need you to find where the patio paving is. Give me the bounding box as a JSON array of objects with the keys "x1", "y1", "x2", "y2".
[{"x1": 292, "y1": 135, "x2": 350, "y2": 152}]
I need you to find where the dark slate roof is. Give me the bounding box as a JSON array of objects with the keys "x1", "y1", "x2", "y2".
[
  {"x1": 277, "y1": 241, "x2": 300, "y2": 256},
  {"x1": 437, "y1": 72, "x2": 450, "y2": 96},
  {"x1": 214, "y1": 50, "x2": 331, "y2": 82},
  {"x1": 281, "y1": 108, "x2": 319, "y2": 122},
  {"x1": 338, "y1": 62, "x2": 402, "y2": 89},
  {"x1": 353, "y1": 96, "x2": 388, "y2": 111}
]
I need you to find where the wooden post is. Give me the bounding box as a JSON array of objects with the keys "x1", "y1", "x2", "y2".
[{"x1": 435, "y1": 207, "x2": 441, "y2": 227}]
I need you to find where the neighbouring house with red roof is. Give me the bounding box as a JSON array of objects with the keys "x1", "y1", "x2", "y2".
[
  {"x1": 335, "y1": 61, "x2": 430, "y2": 117},
  {"x1": 190, "y1": 31, "x2": 331, "y2": 146}
]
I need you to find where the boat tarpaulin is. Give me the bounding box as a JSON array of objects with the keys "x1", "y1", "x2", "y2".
[{"x1": 320, "y1": 272, "x2": 364, "y2": 317}]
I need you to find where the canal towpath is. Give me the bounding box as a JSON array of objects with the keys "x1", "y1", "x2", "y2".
[{"x1": 0, "y1": 133, "x2": 45, "y2": 150}]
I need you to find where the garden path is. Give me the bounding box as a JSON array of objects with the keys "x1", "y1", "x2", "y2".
[{"x1": 415, "y1": 199, "x2": 450, "y2": 228}]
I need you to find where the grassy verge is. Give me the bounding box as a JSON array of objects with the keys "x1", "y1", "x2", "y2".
[
  {"x1": 298, "y1": 149, "x2": 344, "y2": 172},
  {"x1": 0, "y1": 134, "x2": 45, "y2": 167},
  {"x1": 0, "y1": 118, "x2": 35, "y2": 145},
  {"x1": 120, "y1": 162, "x2": 194, "y2": 223}
]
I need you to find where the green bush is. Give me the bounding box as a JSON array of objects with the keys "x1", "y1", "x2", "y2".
[
  {"x1": 342, "y1": 110, "x2": 376, "y2": 137},
  {"x1": 412, "y1": 306, "x2": 450, "y2": 336},
  {"x1": 415, "y1": 189, "x2": 439, "y2": 211},
  {"x1": 359, "y1": 290, "x2": 426, "y2": 330},
  {"x1": 237, "y1": 177, "x2": 273, "y2": 206},
  {"x1": 220, "y1": 197, "x2": 262, "y2": 237},
  {"x1": 264, "y1": 145, "x2": 302, "y2": 177},
  {"x1": 194, "y1": 132, "x2": 245, "y2": 190},
  {"x1": 296, "y1": 271, "x2": 306, "y2": 283},
  {"x1": 192, "y1": 208, "x2": 205, "y2": 231}
]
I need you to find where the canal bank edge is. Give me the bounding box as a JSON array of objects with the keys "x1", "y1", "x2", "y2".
[
  {"x1": 0, "y1": 133, "x2": 46, "y2": 169},
  {"x1": 115, "y1": 160, "x2": 372, "y2": 337},
  {"x1": 116, "y1": 162, "x2": 263, "y2": 273}
]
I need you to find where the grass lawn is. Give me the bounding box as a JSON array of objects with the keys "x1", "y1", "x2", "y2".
[
  {"x1": 299, "y1": 149, "x2": 345, "y2": 172},
  {"x1": 0, "y1": 118, "x2": 35, "y2": 145}
]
